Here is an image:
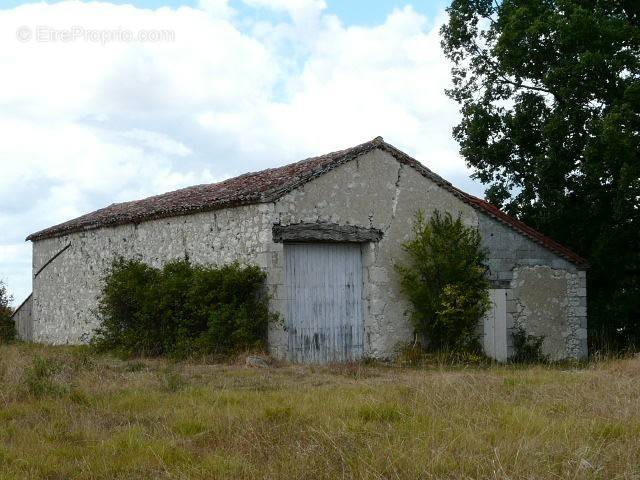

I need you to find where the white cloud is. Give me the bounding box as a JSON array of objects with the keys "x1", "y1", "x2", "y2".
[
  {"x1": 198, "y1": 0, "x2": 236, "y2": 19},
  {"x1": 242, "y1": 0, "x2": 327, "y2": 22},
  {"x1": 0, "y1": 1, "x2": 479, "y2": 306},
  {"x1": 120, "y1": 129, "x2": 192, "y2": 157}
]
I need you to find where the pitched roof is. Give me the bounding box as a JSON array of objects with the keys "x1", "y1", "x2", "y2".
[{"x1": 26, "y1": 137, "x2": 588, "y2": 267}]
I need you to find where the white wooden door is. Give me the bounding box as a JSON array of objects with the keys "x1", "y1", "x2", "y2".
[
  {"x1": 285, "y1": 243, "x2": 364, "y2": 363},
  {"x1": 484, "y1": 289, "x2": 508, "y2": 361}
]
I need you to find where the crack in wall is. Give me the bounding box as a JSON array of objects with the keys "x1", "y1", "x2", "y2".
[{"x1": 384, "y1": 163, "x2": 404, "y2": 232}]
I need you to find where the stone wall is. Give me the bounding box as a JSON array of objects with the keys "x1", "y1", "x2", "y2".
[
  {"x1": 264, "y1": 149, "x2": 479, "y2": 359},
  {"x1": 28, "y1": 146, "x2": 587, "y2": 360},
  {"x1": 31, "y1": 204, "x2": 274, "y2": 344},
  {"x1": 478, "y1": 215, "x2": 588, "y2": 359},
  {"x1": 12, "y1": 294, "x2": 33, "y2": 341}
]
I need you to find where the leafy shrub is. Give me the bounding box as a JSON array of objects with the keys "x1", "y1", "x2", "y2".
[
  {"x1": 0, "y1": 281, "x2": 15, "y2": 343},
  {"x1": 510, "y1": 327, "x2": 548, "y2": 364},
  {"x1": 93, "y1": 259, "x2": 276, "y2": 357},
  {"x1": 395, "y1": 210, "x2": 491, "y2": 353}
]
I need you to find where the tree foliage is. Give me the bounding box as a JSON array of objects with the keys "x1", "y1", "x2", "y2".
[
  {"x1": 93, "y1": 259, "x2": 276, "y2": 357},
  {"x1": 0, "y1": 280, "x2": 15, "y2": 343},
  {"x1": 396, "y1": 211, "x2": 491, "y2": 352},
  {"x1": 441, "y1": 0, "x2": 640, "y2": 348}
]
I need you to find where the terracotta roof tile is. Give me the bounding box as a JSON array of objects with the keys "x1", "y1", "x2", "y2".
[
  {"x1": 463, "y1": 194, "x2": 588, "y2": 268},
  {"x1": 26, "y1": 137, "x2": 588, "y2": 268}
]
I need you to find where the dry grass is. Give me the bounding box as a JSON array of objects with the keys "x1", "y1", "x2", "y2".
[{"x1": 0, "y1": 343, "x2": 639, "y2": 479}]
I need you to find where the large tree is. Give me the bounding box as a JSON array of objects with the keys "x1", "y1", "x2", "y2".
[{"x1": 441, "y1": 0, "x2": 639, "y2": 349}]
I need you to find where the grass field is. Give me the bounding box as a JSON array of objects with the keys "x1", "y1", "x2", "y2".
[{"x1": 0, "y1": 344, "x2": 639, "y2": 479}]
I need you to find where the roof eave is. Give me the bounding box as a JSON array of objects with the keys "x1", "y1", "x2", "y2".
[{"x1": 25, "y1": 137, "x2": 589, "y2": 270}]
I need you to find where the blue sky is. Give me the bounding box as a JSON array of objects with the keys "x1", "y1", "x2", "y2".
[
  {"x1": 0, "y1": 0, "x2": 478, "y2": 305},
  {"x1": 3, "y1": 0, "x2": 449, "y2": 26}
]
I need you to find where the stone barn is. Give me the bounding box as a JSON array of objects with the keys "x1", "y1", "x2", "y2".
[{"x1": 14, "y1": 137, "x2": 588, "y2": 362}]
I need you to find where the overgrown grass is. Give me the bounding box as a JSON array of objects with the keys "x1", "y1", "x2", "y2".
[{"x1": 1, "y1": 343, "x2": 639, "y2": 479}]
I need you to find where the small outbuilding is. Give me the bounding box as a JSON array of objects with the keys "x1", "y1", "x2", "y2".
[{"x1": 14, "y1": 137, "x2": 588, "y2": 362}]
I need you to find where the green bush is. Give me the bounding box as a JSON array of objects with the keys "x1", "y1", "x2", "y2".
[
  {"x1": 510, "y1": 327, "x2": 548, "y2": 364},
  {"x1": 93, "y1": 259, "x2": 276, "y2": 357},
  {"x1": 0, "y1": 281, "x2": 15, "y2": 344},
  {"x1": 395, "y1": 210, "x2": 491, "y2": 353}
]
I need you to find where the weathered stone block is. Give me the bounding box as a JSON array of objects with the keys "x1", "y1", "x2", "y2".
[
  {"x1": 369, "y1": 266, "x2": 389, "y2": 284},
  {"x1": 574, "y1": 306, "x2": 587, "y2": 317},
  {"x1": 498, "y1": 271, "x2": 513, "y2": 281}
]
